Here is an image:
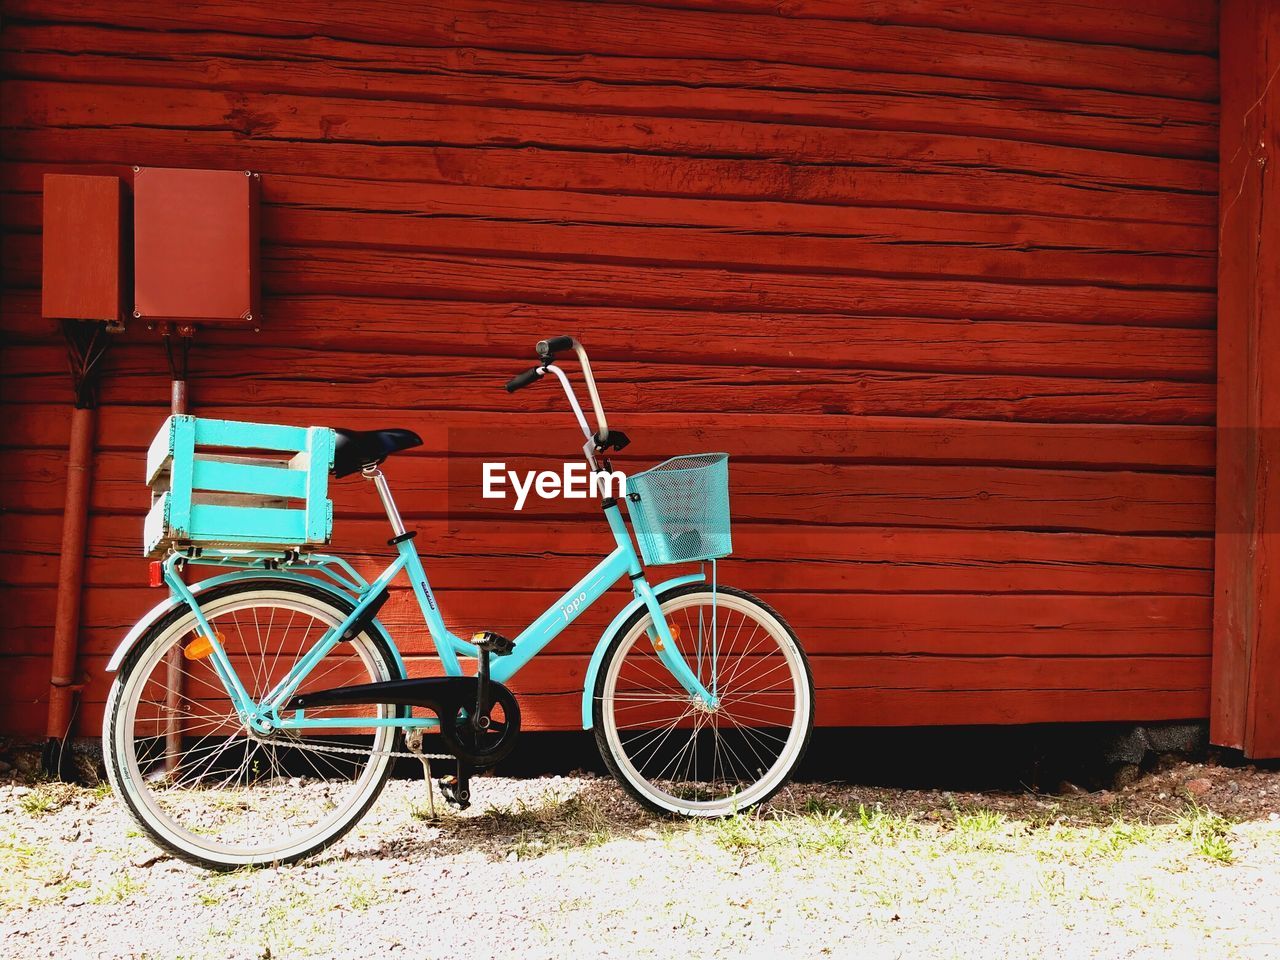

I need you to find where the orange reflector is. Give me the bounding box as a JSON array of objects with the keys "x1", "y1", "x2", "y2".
[
  {"x1": 148, "y1": 561, "x2": 164, "y2": 588},
  {"x1": 183, "y1": 631, "x2": 224, "y2": 661},
  {"x1": 652, "y1": 622, "x2": 679, "y2": 653}
]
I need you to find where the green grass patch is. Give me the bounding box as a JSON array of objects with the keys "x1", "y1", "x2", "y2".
[
  {"x1": 1083, "y1": 818, "x2": 1157, "y2": 859},
  {"x1": 19, "y1": 782, "x2": 78, "y2": 817},
  {"x1": 17, "y1": 781, "x2": 110, "y2": 818},
  {"x1": 0, "y1": 830, "x2": 68, "y2": 908},
  {"x1": 708, "y1": 800, "x2": 1192, "y2": 869},
  {"x1": 713, "y1": 803, "x2": 922, "y2": 861},
  {"x1": 946, "y1": 807, "x2": 1009, "y2": 852},
  {"x1": 90, "y1": 871, "x2": 145, "y2": 905},
  {"x1": 1176, "y1": 802, "x2": 1235, "y2": 864},
  {"x1": 341, "y1": 872, "x2": 389, "y2": 911}
]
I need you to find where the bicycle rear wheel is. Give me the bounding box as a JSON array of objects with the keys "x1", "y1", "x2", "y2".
[
  {"x1": 104, "y1": 580, "x2": 403, "y2": 870},
  {"x1": 593, "y1": 584, "x2": 814, "y2": 816}
]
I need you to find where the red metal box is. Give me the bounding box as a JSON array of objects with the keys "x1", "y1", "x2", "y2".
[
  {"x1": 41, "y1": 174, "x2": 125, "y2": 322},
  {"x1": 133, "y1": 167, "x2": 260, "y2": 326}
]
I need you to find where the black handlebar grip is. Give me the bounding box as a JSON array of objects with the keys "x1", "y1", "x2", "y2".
[
  {"x1": 536, "y1": 336, "x2": 575, "y2": 357},
  {"x1": 505, "y1": 366, "x2": 544, "y2": 393}
]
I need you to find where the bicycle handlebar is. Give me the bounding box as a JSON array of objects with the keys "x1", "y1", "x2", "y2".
[
  {"x1": 505, "y1": 366, "x2": 543, "y2": 393},
  {"x1": 536, "y1": 336, "x2": 575, "y2": 357},
  {"x1": 504, "y1": 336, "x2": 610, "y2": 445}
]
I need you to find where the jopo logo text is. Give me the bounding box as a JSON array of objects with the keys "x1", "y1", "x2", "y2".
[
  {"x1": 482, "y1": 462, "x2": 626, "y2": 511},
  {"x1": 561, "y1": 591, "x2": 587, "y2": 622}
]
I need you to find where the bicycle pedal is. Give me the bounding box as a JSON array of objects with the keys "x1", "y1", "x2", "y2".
[
  {"x1": 437, "y1": 774, "x2": 471, "y2": 811},
  {"x1": 471, "y1": 631, "x2": 515, "y2": 656}
]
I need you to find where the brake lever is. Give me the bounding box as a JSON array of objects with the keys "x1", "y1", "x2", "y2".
[{"x1": 595, "y1": 430, "x2": 630, "y2": 453}]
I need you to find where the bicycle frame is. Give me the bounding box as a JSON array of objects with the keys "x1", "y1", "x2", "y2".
[{"x1": 164, "y1": 498, "x2": 718, "y2": 735}]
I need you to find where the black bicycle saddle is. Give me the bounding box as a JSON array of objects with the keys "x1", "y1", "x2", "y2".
[{"x1": 332, "y1": 428, "x2": 423, "y2": 477}]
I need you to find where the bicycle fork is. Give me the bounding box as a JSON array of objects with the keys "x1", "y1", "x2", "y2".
[
  {"x1": 602, "y1": 502, "x2": 718, "y2": 709},
  {"x1": 634, "y1": 578, "x2": 718, "y2": 710}
]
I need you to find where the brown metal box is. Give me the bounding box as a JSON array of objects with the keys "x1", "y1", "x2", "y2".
[
  {"x1": 41, "y1": 174, "x2": 125, "y2": 322},
  {"x1": 133, "y1": 167, "x2": 260, "y2": 325}
]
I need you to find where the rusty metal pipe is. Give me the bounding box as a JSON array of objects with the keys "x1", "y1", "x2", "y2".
[
  {"x1": 165, "y1": 363, "x2": 189, "y2": 771},
  {"x1": 46, "y1": 405, "x2": 95, "y2": 747}
]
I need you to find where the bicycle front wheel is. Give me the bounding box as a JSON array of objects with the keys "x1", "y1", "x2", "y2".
[
  {"x1": 104, "y1": 580, "x2": 403, "y2": 870},
  {"x1": 593, "y1": 584, "x2": 814, "y2": 816}
]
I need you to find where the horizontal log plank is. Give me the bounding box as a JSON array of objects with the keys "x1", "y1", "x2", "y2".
[
  {"x1": 0, "y1": 403, "x2": 1216, "y2": 471},
  {"x1": 5, "y1": 81, "x2": 1215, "y2": 192},
  {"x1": 2, "y1": 446, "x2": 1215, "y2": 534},
  {"x1": 0, "y1": 287, "x2": 1219, "y2": 380},
  {"x1": 0, "y1": 173, "x2": 1217, "y2": 289},
  {"x1": 0, "y1": 167, "x2": 1217, "y2": 259},
  {"x1": 0, "y1": 343, "x2": 1216, "y2": 423},
  {"x1": 1, "y1": 513, "x2": 1213, "y2": 596},
  {"x1": 0, "y1": 651, "x2": 1210, "y2": 712},
  {"x1": 0, "y1": 26, "x2": 1218, "y2": 159},
  {"x1": 262, "y1": 209, "x2": 1213, "y2": 289},
  {"x1": 3, "y1": 583, "x2": 1209, "y2": 657},
  {"x1": 0, "y1": 128, "x2": 1215, "y2": 224},
  {"x1": 259, "y1": 247, "x2": 1216, "y2": 325},
  {"x1": 2, "y1": 234, "x2": 1215, "y2": 325},
  {"x1": 636, "y1": 1, "x2": 1216, "y2": 52},
  {"x1": 0, "y1": 0, "x2": 1218, "y2": 99},
  {"x1": 0, "y1": 684, "x2": 1210, "y2": 737},
  {"x1": 264, "y1": 176, "x2": 1215, "y2": 255}
]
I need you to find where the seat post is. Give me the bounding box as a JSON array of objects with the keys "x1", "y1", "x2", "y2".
[{"x1": 363, "y1": 465, "x2": 407, "y2": 537}]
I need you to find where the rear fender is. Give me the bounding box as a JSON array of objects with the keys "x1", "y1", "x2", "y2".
[{"x1": 104, "y1": 570, "x2": 406, "y2": 677}]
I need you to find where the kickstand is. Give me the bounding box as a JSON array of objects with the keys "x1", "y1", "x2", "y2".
[{"x1": 404, "y1": 728, "x2": 437, "y2": 820}]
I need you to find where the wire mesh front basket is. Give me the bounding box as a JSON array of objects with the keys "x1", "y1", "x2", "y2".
[{"x1": 625, "y1": 453, "x2": 732, "y2": 566}]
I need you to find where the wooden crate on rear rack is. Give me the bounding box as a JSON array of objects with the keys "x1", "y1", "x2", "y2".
[{"x1": 144, "y1": 416, "x2": 335, "y2": 557}]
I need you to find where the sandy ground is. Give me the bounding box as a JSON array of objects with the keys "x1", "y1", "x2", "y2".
[{"x1": 2, "y1": 758, "x2": 1280, "y2": 960}]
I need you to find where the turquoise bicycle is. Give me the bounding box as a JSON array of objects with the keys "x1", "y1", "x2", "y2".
[{"x1": 103, "y1": 337, "x2": 814, "y2": 869}]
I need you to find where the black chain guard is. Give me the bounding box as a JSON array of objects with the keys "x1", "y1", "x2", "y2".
[{"x1": 283, "y1": 675, "x2": 521, "y2": 768}]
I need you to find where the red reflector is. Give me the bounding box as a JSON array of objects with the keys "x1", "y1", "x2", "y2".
[{"x1": 148, "y1": 561, "x2": 164, "y2": 588}]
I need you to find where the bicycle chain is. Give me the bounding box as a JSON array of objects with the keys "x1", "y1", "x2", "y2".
[{"x1": 272, "y1": 735, "x2": 453, "y2": 762}]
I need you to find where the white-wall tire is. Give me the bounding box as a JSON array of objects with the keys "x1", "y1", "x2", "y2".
[
  {"x1": 104, "y1": 580, "x2": 402, "y2": 870},
  {"x1": 593, "y1": 584, "x2": 814, "y2": 817}
]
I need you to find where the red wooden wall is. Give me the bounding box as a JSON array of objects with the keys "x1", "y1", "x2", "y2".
[{"x1": 0, "y1": 1, "x2": 1218, "y2": 735}]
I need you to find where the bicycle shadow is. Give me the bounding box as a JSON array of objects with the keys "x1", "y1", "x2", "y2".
[{"x1": 328, "y1": 775, "x2": 661, "y2": 864}]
